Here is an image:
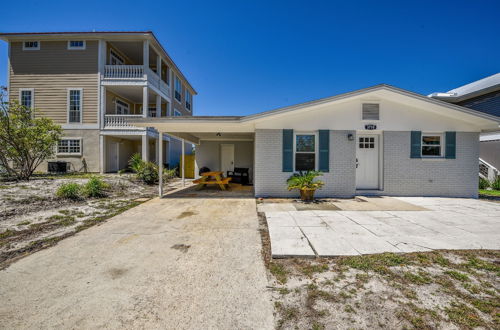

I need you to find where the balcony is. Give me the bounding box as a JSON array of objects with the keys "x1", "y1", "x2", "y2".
[
  {"x1": 104, "y1": 114, "x2": 144, "y2": 130},
  {"x1": 103, "y1": 65, "x2": 171, "y2": 98}
]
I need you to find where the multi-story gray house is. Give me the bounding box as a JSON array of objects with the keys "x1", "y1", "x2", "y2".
[
  {"x1": 0, "y1": 31, "x2": 196, "y2": 173},
  {"x1": 430, "y1": 73, "x2": 500, "y2": 181}
]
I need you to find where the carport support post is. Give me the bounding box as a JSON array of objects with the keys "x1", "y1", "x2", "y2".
[
  {"x1": 181, "y1": 138, "x2": 185, "y2": 187},
  {"x1": 158, "y1": 132, "x2": 163, "y2": 197}
]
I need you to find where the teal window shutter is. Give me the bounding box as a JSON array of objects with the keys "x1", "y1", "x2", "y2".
[
  {"x1": 445, "y1": 131, "x2": 456, "y2": 159},
  {"x1": 282, "y1": 129, "x2": 293, "y2": 172},
  {"x1": 318, "y1": 130, "x2": 329, "y2": 172},
  {"x1": 410, "y1": 131, "x2": 422, "y2": 158}
]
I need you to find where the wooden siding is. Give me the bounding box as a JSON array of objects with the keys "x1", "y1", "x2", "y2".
[
  {"x1": 10, "y1": 40, "x2": 98, "y2": 74},
  {"x1": 9, "y1": 40, "x2": 99, "y2": 124}
]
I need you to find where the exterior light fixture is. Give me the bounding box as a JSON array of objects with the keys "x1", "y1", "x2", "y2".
[
  {"x1": 347, "y1": 133, "x2": 354, "y2": 141},
  {"x1": 216, "y1": 132, "x2": 222, "y2": 137}
]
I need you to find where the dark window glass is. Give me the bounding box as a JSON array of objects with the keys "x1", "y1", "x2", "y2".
[{"x1": 295, "y1": 153, "x2": 315, "y2": 171}]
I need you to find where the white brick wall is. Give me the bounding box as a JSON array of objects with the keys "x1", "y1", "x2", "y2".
[
  {"x1": 254, "y1": 129, "x2": 356, "y2": 198},
  {"x1": 254, "y1": 129, "x2": 479, "y2": 198},
  {"x1": 382, "y1": 131, "x2": 479, "y2": 198}
]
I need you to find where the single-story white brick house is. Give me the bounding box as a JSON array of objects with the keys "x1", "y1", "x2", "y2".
[{"x1": 133, "y1": 85, "x2": 499, "y2": 198}]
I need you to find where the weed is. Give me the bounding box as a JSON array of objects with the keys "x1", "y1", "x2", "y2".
[
  {"x1": 278, "y1": 287, "x2": 290, "y2": 295},
  {"x1": 17, "y1": 221, "x2": 31, "y2": 226},
  {"x1": 269, "y1": 263, "x2": 288, "y2": 284},
  {"x1": 338, "y1": 253, "x2": 409, "y2": 273},
  {"x1": 311, "y1": 321, "x2": 324, "y2": 330},
  {"x1": 0, "y1": 229, "x2": 16, "y2": 239},
  {"x1": 56, "y1": 182, "x2": 81, "y2": 200},
  {"x1": 403, "y1": 271, "x2": 433, "y2": 285},
  {"x1": 465, "y1": 256, "x2": 499, "y2": 273},
  {"x1": 83, "y1": 176, "x2": 109, "y2": 198},
  {"x1": 444, "y1": 270, "x2": 469, "y2": 282},
  {"x1": 299, "y1": 263, "x2": 329, "y2": 276},
  {"x1": 344, "y1": 305, "x2": 356, "y2": 313},
  {"x1": 445, "y1": 302, "x2": 484, "y2": 327}
]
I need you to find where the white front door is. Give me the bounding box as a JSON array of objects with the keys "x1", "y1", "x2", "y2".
[
  {"x1": 220, "y1": 144, "x2": 234, "y2": 175},
  {"x1": 355, "y1": 135, "x2": 379, "y2": 189}
]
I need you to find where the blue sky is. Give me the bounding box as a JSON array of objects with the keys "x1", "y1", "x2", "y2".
[{"x1": 1, "y1": 0, "x2": 499, "y2": 116}]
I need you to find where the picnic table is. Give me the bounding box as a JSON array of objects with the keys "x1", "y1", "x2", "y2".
[{"x1": 192, "y1": 171, "x2": 232, "y2": 190}]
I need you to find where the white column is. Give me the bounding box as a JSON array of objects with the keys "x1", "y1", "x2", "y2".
[
  {"x1": 157, "y1": 55, "x2": 162, "y2": 80},
  {"x1": 143, "y1": 40, "x2": 149, "y2": 76},
  {"x1": 155, "y1": 137, "x2": 159, "y2": 164},
  {"x1": 99, "y1": 135, "x2": 106, "y2": 173},
  {"x1": 142, "y1": 135, "x2": 149, "y2": 162},
  {"x1": 181, "y1": 138, "x2": 185, "y2": 187},
  {"x1": 100, "y1": 85, "x2": 106, "y2": 129},
  {"x1": 156, "y1": 94, "x2": 161, "y2": 118},
  {"x1": 158, "y1": 132, "x2": 163, "y2": 197},
  {"x1": 142, "y1": 86, "x2": 148, "y2": 118}
]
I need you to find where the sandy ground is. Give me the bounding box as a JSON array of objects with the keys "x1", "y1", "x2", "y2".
[
  {"x1": 0, "y1": 174, "x2": 182, "y2": 268},
  {"x1": 0, "y1": 192, "x2": 274, "y2": 329}
]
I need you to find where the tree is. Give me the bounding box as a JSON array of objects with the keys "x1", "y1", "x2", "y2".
[{"x1": 0, "y1": 87, "x2": 62, "y2": 180}]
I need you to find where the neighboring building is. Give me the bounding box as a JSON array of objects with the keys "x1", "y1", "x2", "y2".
[
  {"x1": 0, "y1": 31, "x2": 196, "y2": 173},
  {"x1": 133, "y1": 84, "x2": 499, "y2": 198},
  {"x1": 429, "y1": 73, "x2": 500, "y2": 181}
]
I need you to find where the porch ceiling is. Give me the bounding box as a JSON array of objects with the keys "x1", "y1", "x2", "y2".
[
  {"x1": 106, "y1": 85, "x2": 162, "y2": 103},
  {"x1": 167, "y1": 132, "x2": 254, "y2": 145},
  {"x1": 108, "y1": 41, "x2": 143, "y2": 64}
]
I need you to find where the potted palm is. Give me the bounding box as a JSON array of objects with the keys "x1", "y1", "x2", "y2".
[{"x1": 287, "y1": 171, "x2": 324, "y2": 202}]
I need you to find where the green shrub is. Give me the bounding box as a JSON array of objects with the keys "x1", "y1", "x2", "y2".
[
  {"x1": 83, "y1": 176, "x2": 109, "y2": 198},
  {"x1": 163, "y1": 167, "x2": 177, "y2": 180},
  {"x1": 491, "y1": 176, "x2": 500, "y2": 190},
  {"x1": 136, "y1": 161, "x2": 158, "y2": 184},
  {"x1": 56, "y1": 182, "x2": 81, "y2": 200},
  {"x1": 128, "y1": 153, "x2": 144, "y2": 173},
  {"x1": 479, "y1": 177, "x2": 490, "y2": 189}
]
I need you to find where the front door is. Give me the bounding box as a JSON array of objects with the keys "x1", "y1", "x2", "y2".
[
  {"x1": 355, "y1": 135, "x2": 379, "y2": 189},
  {"x1": 107, "y1": 142, "x2": 119, "y2": 172},
  {"x1": 220, "y1": 144, "x2": 234, "y2": 175}
]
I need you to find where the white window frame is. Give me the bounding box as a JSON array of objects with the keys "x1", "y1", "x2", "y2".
[
  {"x1": 421, "y1": 133, "x2": 444, "y2": 158},
  {"x1": 185, "y1": 90, "x2": 192, "y2": 112},
  {"x1": 174, "y1": 76, "x2": 182, "y2": 103},
  {"x1": 67, "y1": 40, "x2": 86, "y2": 50},
  {"x1": 19, "y1": 88, "x2": 35, "y2": 109},
  {"x1": 23, "y1": 41, "x2": 40, "y2": 50},
  {"x1": 174, "y1": 109, "x2": 182, "y2": 117},
  {"x1": 293, "y1": 132, "x2": 319, "y2": 172},
  {"x1": 67, "y1": 88, "x2": 83, "y2": 124},
  {"x1": 115, "y1": 98, "x2": 130, "y2": 115},
  {"x1": 57, "y1": 138, "x2": 82, "y2": 156}
]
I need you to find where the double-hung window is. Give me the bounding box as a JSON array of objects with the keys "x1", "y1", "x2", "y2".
[
  {"x1": 23, "y1": 41, "x2": 40, "y2": 50},
  {"x1": 174, "y1": 76, "x2": 182, "y2": 102},
  {"x1": 67, "y1": 89, "x2": 82, "y2": 123},
  {"x1": 19, "y1": 89, "x2": 34, "y2": 108},
  {"x1": 115, "y1": 99, "x2": 129, "y2": 115},
  {"x1": 295, "y1": 134, "x2": 316, "y2": 171},
  {"x1": 185, "y1": 90, "x2": 192, "y2": 111},
  {"x1": 68, "y1": 40, "x2": 86, "y2": 50},
  {"x1": 421, "y1": 134, "x2": 443, "y2": 157},
  {"x1": 57, "y1": 138, "x2": 82, "y2": 155}
]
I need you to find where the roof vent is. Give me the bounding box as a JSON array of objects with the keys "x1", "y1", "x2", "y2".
[{"x1": 362, "y1": 103, "x2": 379, "y2": 120}]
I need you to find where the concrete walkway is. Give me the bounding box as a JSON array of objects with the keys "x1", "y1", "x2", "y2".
[
  {"x1": 0, "y1": 196, "x2": 273, "y2": 329},
  {"x1": 265, "y1": 197, "x2": 500, "y2": 257}
]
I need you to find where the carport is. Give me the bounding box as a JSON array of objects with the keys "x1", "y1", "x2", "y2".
[{"x1": 131, "y1": 116, "x2": 256, "y2": 196}]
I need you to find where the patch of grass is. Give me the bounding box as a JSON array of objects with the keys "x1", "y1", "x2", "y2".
[
  {"x1": 0, "y1": 229, "x2": 16, "y2": 239},
  {"x1": 311, "y1": 321, "x2": 325, "y2": 330},
  {"x1": 275, "y1": 301, "x2": 299, "y2": 329},
  {"x1": 445, "y1": 302, "x2": 484, "y2": 328},
  {"x1": 299, "y1": 263, "x2": 329, "y2": 277},
  {"x1": 403, "y1": 271, "x2": 433, "y2": 285},
  {"x1": 479, "y1": 189, "x2": 500, "y2": 196},
  {"x1": 444, "y1": 270, "x2": 469, "y2": 282},
  {"x1": 464, "y1": 256, "x2": 499, "y2": 273},
  {"x1": 0, "y1": 185, "x2": 10, "y2": 189},
  {"x1": 469, "y1": 298, "x2": 499, "y2": 315},
  {"x1": 269, "y1": 263, "x2": 288, "y2": 284},
  {"x1": 17, "y1": 221, "x2": 31, "y2": 226},
  {"x1": 278, "y1": 287, "x2": 290, "y2": 295},
  {"x1": 344, "y1": 305, "x2": 356, "y2": 313},
  {"x1": 47, "y1": 214, "x2": 76, "y2": 226},
  {"x1": 338, "y1": 253, "x2": 410, "y2": 273}
]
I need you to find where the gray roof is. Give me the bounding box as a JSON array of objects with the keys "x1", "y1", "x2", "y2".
[{"x1": 429, "y1": 73, "x2": 500, "y2": 102}]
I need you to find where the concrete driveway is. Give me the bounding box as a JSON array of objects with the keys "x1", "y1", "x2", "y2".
[
  {"x1": 0, "y1": 196, "x2": 273, "y2": 329},
  {"x1": 264, "y1": 197, "x2": 500, "y2": 257}
]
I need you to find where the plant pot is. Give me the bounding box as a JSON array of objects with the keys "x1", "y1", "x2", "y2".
[{"x1": 299, "y1": 188, "x2": 316, "y2": 202}]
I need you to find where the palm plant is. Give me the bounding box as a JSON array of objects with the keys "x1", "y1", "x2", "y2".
[
  {"x1": 287, "y1": 171, "x2": 324, "y2": 201},
  {"x1": 128, "y1": 153, "x2": 144, "y2": 173}
]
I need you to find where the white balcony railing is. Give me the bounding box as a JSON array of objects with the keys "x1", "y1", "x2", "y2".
[
  {"x1": 479, "y1": 158, "x2": 499, "y2": 182},
  {"x1": 104, "y1": 114, "x2": 144, "y2": 129},
  {"x1": 104, "y1": 65, "x2": 144, "y2": 79}
]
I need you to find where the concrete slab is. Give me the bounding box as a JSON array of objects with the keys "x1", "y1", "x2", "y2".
[
  {"x1": 266, "y1": 197, "x2": 500, "y2": 257},
  {"x1": 268, "y1": 226, "x2": 315, "y2": 257},
  {"x1": 301, "y1": 227, "x2": 359, "y2": 256}
]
